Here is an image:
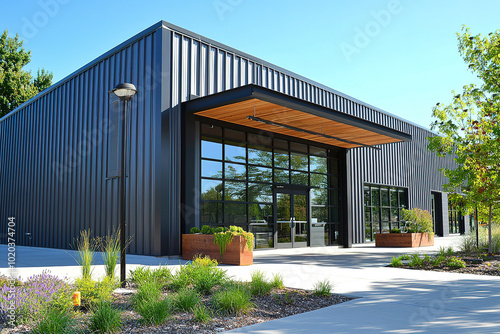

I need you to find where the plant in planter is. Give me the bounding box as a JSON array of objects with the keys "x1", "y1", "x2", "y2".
[
  {"x1": 182, "y1": 225, "x2": 254, "y2": 265},
  {"x1": 375, "y1": 208, "x2": 434, "y2": 247}
]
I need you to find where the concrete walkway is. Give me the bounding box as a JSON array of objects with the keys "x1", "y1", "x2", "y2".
[{"x1": 1, "y1": 236, "x2": 499, "y2": 333}]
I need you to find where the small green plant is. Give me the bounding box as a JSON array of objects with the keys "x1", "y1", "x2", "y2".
[
  {"x1": 190, "y1": 227, "x2": 201, "y2": 234},
  {"x1": 249, "y1": 270, "x2": 273, "y2": 296},
  {"x1": 201, "y1": 225, "x2": 213, "y2": 234},
  {"x1": 271, "y1": 273, "x2": 285, "y2": 289},
  {"x1": 170, "y1": 257, "x2": 227, "y2": 294},
  {"x1": 193, "y1": 255, "x2": 218, "y2": 267},
  {"x1": 390, "y1": 228, "x2": 401, "y2": 233},
  {"x1": 173, "y1": 288, "x2": 200, "y2": 311},
  {"x1": 134, "y1": 296, "x2": 172, "y2": 325},
  {"x1": 445, "y1": 256, "x2": 466, "y2": 269},
  {"x1": 432, "y1": 255, "x2": 446, "y2": 267},
  {"x1": 402, "y1": 208, "x2": 434, "y2": 236},
  {"x1": 213, "y1": 226, "x2": 226, "y2": 233},
  {"x1": 408, "y1": 253, "x2": 424, "y2": 268},
  {"x1": 400, "y1": 254, "x2": 411, "y2": 260},
  {"x1": 390, "y1": 256, "x2": 403, "y2": 267},
  {"x1": 131, "y1": 280, "x2": 162, "y2": 307},
  {"x1": 88, "y1": 299, "x2": 122, "y2": 334},
  {"x1": 73, "y1": 229, "x2": 96, "y2": 279},
  {"x1": 212, "y1": 285, "x2": 254, "y2": 315},
  {"x1": 423, "y1": 254, "x2": 432, "y2": 264},
  {"x1": 99, "y1": 230, "x2": 126, "y2": 280},
  {"x1": 30, "y1": 308, "x2": 74, "y2": 334},
  {"x1": 129, "y1": 265, "x2": 172, "y2": 289},
  {"x1": 313, "y1": 279, "x2": 333, "y2": 297},
  {"x1": 437, "y1": 246, "x2": 455, "y2": 257},
  {"x1": 191, "y1": 303, "x2": 212, "y2": 323},
  {"x1": 284, "y1": 291, "x2": 295, "y2": 304},
  {"x1": 76, "y1": 276, "x2": 118, "y2": 310}
]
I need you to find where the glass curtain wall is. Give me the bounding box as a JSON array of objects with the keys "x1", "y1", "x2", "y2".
[
  {"x1": 364, "y1": 184, "x2": 407, "y2": 241},
  {"x1": 448, "y1": 203, "x2": 460, "y2": 234},
  {"x1": 200, "y1": 123, "x2": 341, "y2": 249}
]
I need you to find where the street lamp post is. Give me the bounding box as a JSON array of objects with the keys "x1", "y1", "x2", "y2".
[{"x1": 110, "y1": 83, "x2": 137, "y2": 287}]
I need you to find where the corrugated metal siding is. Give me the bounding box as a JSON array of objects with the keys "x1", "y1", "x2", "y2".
[
  {"x1": 0, "y1": 27, "x2": 163, "y2": 255},
  {"x1": 164, "y1": 24, "x2": 453, "y2": 246}
]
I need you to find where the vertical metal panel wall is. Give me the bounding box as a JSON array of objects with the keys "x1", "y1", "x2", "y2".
[
  {"x1": 0, "y1": 25, "x2": 163, "y2": 255},
  {"x1": 163, "y1": 21, "x2": 454, "y2": 246}
]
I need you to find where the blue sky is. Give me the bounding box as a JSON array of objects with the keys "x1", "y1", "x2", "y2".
[{"x1": 1, "y1": 0, "x2": 499, "y2": 129}]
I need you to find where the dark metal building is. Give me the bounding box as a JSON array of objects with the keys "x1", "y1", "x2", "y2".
[{"x1": 0, "y1": 21, "x2": 460, "y2": 256}]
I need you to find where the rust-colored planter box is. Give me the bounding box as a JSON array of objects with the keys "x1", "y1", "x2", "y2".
[
  {"x1": 181, "y1": 234, "x2": 253, "y2": 266},
  {"x1": 375, "y1": 232, "x2": 434, "y2": 248}
]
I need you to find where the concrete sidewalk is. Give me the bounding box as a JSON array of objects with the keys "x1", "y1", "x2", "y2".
[{"x1": 2, "y1": 236, "x2": 499, "y2": 333}]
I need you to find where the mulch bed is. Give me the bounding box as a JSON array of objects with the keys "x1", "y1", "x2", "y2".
[
  {"x1": 1, "y1": 287, "x2": 354, "y2": 333},
  {"x1": 396, "y1": 254, "x2": 500, "y2": 276}
]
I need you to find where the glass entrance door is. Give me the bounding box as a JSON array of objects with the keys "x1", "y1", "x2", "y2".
[{"x1": 275, "y1": 188, "x2": 309, "y2": 248}]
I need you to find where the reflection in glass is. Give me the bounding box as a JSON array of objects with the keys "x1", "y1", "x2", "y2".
[
  {"x1": 390, "y1": 188, "x2": 398, "y2": 207},
  {"x1": 364, "y1": 186, "x2": 371, "y2": 206},
  {"x1": 248, "y1": 145, "x2": 272, "y2": 167},
  {"x1": 291, "y1": 152, "x2": 308, "y2": 171},
  {"x1": 224, "y1": 181, "x2": 246, "y2": 201},
  {"x1": 382, "y1": 208, "x2": 390, "y2": 222},
  {"x1": 274, "y1": 150, "x2": 289, "y2": 169},
  {"x1": 381, "y1": 222, "x2": 390, "y2": 233},
  {"x1": 248, "y1": 165, "x2": 272, "y2": 182},
  {"x1": 225, "y1": 129, "x2": 245, "y2": 141},
  {"x1": 248, "y1": 133, "x2": 272, "y2": 147},
  {"x1": 310, "y1": 173, "x2": 327, "y2": 188},
  {"x1": 201, "y1": 138, "x2": 222, "y2": 160},
  {"x1": 311, "y1": 188, "x2": 328, "y2": 206},
  {"x1": 248, "y1": 183, "x2": 272, "y2": 203},
  {"x1": 365, "y1": 207, "x2": 371, "y2": 222},
  {"x1": 310, "y1": 156, "x2": 327, "y2": 174},
  {"x1": 201, "y1": 179, "x2": 222, "y2": 200},
  {"x1": 201, "y1": 202, "x2": 222, "y2": 225},
  {"x1": 366, "y1": 223, "x2": 372, "y2": 241},
  {"x1": 224, "y1": 203, "x2": 247, "y2": 224},
  {"x1": 291, "y1": 171, "x2": 308, "y2": 186},
  {"x1": 330, "y1": 189, "x2": 339, "y2": 206},
  {"x1": 330, "y1": 207, "x2": 339, "y2": 222},
  {"x1": 290, "y1": 142, "x2": 307, "y2": 154},
  {"x1": 312, "y1": 206, "x2": 328, "y2": 222},
  {"x1": 225, "y1": 141, "x2": 246, "y2": 162},
  {"x1": 276, "y1": 193, "x2": 291, "y2": 243},
  {"x1": 398, "y1": 190, "x2": 406, "y2": 208},
  {"x1": 249, "y1": 204, "x2": 274, "y2": 249},
  {"x1": 330, "y1": 175, "x2": 339, "y2": 188},
  {"x1": 294, "y1": 194, "x2": 308, "y2": 243},
  {"x1": 201, "y1": 160, "x2": 222, "y2": 179},
  {"x1": 381, "y1": 188, "x2": 389, "y2": 206},
  {"x1": 225, "y1": 163, "x2": 246, "y2": 180},
  {"x1": 371, "y1": 187, "x2": 380, "y2": 206},
  {"x1": 372, "y1": 207, "x2": 380, "y2": 222},
  {"x1": 391, "y1": 208, "x2": 398, "y2": 222},
  {"x1": 310, "y1": 146, "x2": 327, "y2": 156},
  {"x1": 274, "y1": 169, "x2": 289, "y2": 184}
]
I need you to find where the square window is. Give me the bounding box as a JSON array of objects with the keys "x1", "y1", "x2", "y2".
[
  {"x1": 274, "y1": 150, "x2": 289, "y2": 169},
  {"x1": 201, "y1": 138, "x2": 222, "y2": 160},
  {"x1": 248, "y1": 165, "x2": 272, "y2": 182},
  {"x1": 274, "y1": 169, "x2": 289, "y2": 184},
  {"x1": 224, "y1": 203, "x2": 247, "y2": 224},
  {"x1": 201, "y1": 160, "x2": 222, "y2": 179},
  {"x1": 201, "y1": 202, "x2": 222, "y2": 225},
  {"x1": 201, "y1": 179, "x2": 222, "y2": 200},
  {"x1": 225, "y1": 163, "x2": 246, "y2": 180},
  {"x1": 225, "y1": 141, "x2": 246, "y2": 163},
  {"x1": 224, "y1": 181, "x2": 246, "y2": 202},
  {"x1": 291, "y1": 171, "x2": 308, "y2": 186},
  {"x1": 248, "y1": 183, "x2": 272, "y2": 203},
  {"x1": 248, "y1": 145, "x2": 272, "y2": 166}
]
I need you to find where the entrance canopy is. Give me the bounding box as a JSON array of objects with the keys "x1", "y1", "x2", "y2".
[{"x1": 183, "y1": 85, "x2": 411, "y2": 149}]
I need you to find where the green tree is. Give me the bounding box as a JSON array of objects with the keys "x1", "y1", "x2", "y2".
[
  {"x1": 0, "y1": 30, "x2": 53, "y2": 117},
  {"x1": 428, "y1": 26, "x2": 500, "y2": 252}
]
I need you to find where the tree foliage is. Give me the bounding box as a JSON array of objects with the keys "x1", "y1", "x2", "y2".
[
  {"x1": 428, "y1": 26, "x2": 500, "y2": 251},
  {"x1": 428, "y1": 26, "x2": 500, "y2": 212},
  {"x1": 0, "y1": 30, "x2": 53, "y2": 118}
]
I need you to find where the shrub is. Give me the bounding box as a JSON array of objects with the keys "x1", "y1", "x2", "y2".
[
  {"x1": 249, "y1": 270, "x2": 273, "y2": 296},
  {"x1": 190, "y1": 227, "x2": 201, "y2": 234},
  {"x1": 192, "y1": 303, "x2": 211, "y2": 323},
  {"x1": 134, "y1": 296, "x2": 172, "y2": 325},
  {"x1": 408, "y1": 253, "x2": 424, "y2": 267},
  {"x1": 131, "y1": 280, "x2": 162, "y2": 307},
  {"x1": 99, "y1": 230, "x2": 127, "y2": 280},
  {"x1": 437, "y1": 246, "x2": 455, "y2": 257},
  {"x1": 423, "y1": 254, "x2": 432, "y2": 264},
  {"x1": 173, "y1": 288, "x2": 200, "y2": 311},
  {"x1": 432, "y1": 255, "x2": 446, "y2": 267},
  {"x1": 402, "y1": 208, "x2": 434, "y2": 235},
  {"x1": 170, "y1": 257, "x2": 227, "y2": 294},
  {"x1": 445, "y1": 257, "x2": 466, "y2": 269},
  {"x1": 0, "y1": 272, "x2": 72, "y2": 325},
  {"x1": 271, "y1": 273, "x2": 285, "y2": 289},
  {"x1": 313, "y1": 279, "x2": 333, "y2": 297},
  {"x1": 459, "y1": 232, "x2": 478, "y2": 256},
  {"x1": 201, "y1": 225, "x2": 213, "y2": 234},
  {"x1": 213, "y1": 227, "x2": 226, "y2": 233},
  {"x1": 390, "y1": 228, "x2": 401, "y2": 233},
  {"x1": 30, "y1": 308, "x2": 74, "y2": 334},
  {"x1": 88, "y1": 299, "x2": 122, "y2": 334},
  {"x1": 73, "y1": 229, "x2": 96, "y2": 279},
  {"x1": 212, "y1": 285, "x2": 254, "y2": 315},
  {"x1": 389, "y1": 256, "x2": 403, "y2": 267},
  {"x1": 129, "y1": 266, "x2": 172, "y2": 289},
  {"x1": 76, "y1": 276, "x2": 118, "y2": 310}
]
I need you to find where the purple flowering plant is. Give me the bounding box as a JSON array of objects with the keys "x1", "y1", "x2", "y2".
[{"x1": 0, "y1": 271, "x2": 73, "y2": 325}]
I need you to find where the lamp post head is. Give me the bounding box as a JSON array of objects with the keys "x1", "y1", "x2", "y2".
[{"x1": 111, "y1": 83, "x2": 137, "y2": 101}]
